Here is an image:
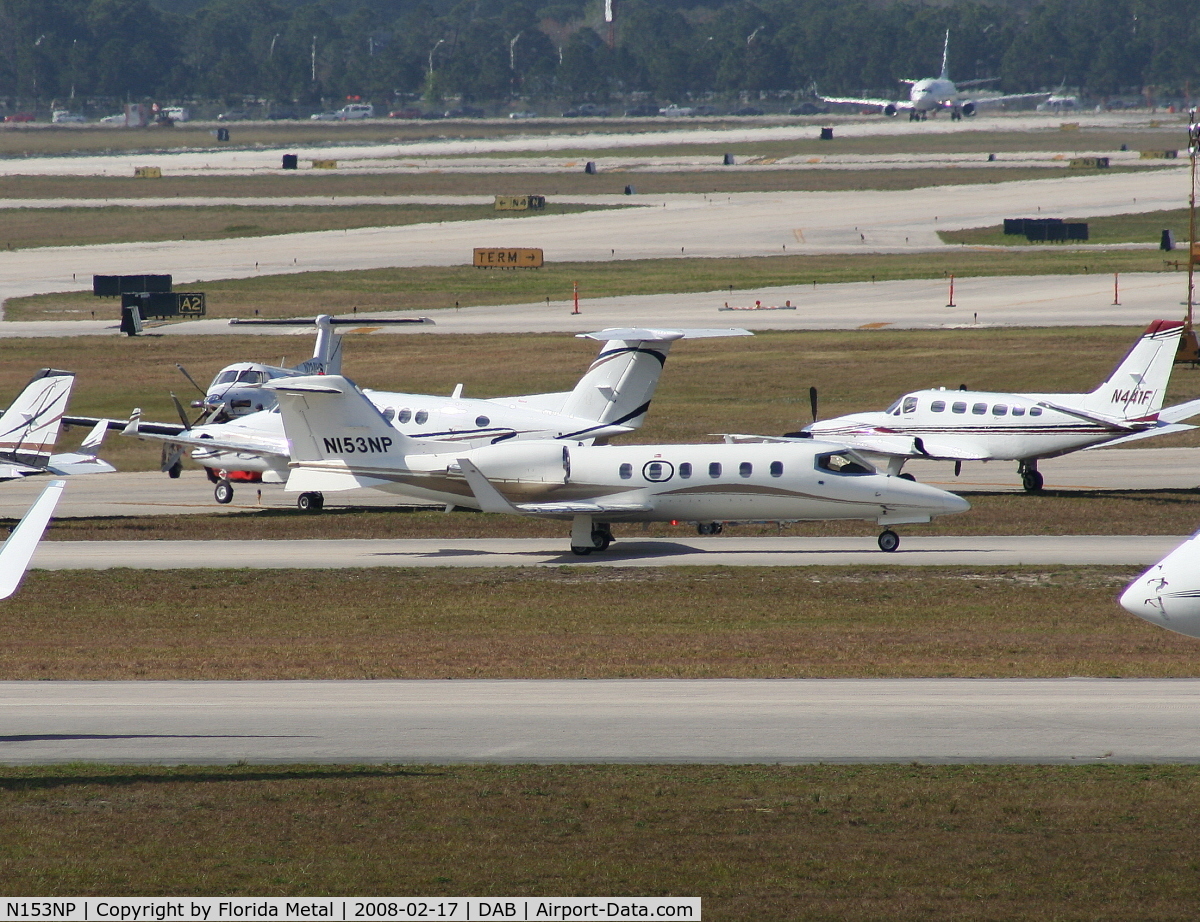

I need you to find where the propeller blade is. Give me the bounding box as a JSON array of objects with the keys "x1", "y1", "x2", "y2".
[
  {"x1": 808, "y1": 386, "x2": 819, "y2": 423},
  {"x1": 170, "y1": 393, "x2": 192, "y2": 431},
  {"x1": 176, "y1": 363, "x2": 206, "y2": 396},
  {"x1": 954, "y1": 460, "x2": 962, "y2": 477}
]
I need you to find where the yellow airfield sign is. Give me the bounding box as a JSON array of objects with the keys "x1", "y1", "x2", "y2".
[{"x1": 473, "y1": 247, "x2": 544, "y2": 268}]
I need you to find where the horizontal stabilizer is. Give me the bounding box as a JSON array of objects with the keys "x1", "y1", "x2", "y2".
[
  {"x1": 1082, "y1": 423, "x2": 1196, "y2": 449},
  {"x1": 1159, "y1": 397, "x2": 1200, "y2": 424},
  {"x1": 577, "y1": 328, "x2": 752, "y2": 342},
  {"x1": 285, "y1": 468, "x2": 391, "y2": 494}
]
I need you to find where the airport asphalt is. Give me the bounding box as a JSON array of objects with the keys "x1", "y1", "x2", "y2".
[{"x1": 4, "y1": 678, "x2": 1199, "y2": 765}]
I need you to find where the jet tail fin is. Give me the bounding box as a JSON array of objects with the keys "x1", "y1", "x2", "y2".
[
  {"x1": 293, "y1": 314, "x2": 344, "y2": 375},
  {"x1": 0, "y1": 479, "x2": 64, "y2": 599},
  {"x1": 0, "y1": 369, "x2": 75, "y2": 471},
  {"x1": 1083, "y1": 320, "x2": 1183, "y2": 420},
  {"x1": 559, "y1": 328, "x2": 752, "y2": 432},
  {"x1": 940, "y1": 28, "x2": 950, "y2": 79}
]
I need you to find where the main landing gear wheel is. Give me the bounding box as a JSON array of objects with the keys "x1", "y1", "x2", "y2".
[
  {"x1": 572, "y1": 525, "x2": 612, "y2": 555},
  {"x1": 1019, "y1": 461, "x2": 1044, "y2": 493},
  {"x1": 167, "y1": 460, "x2": 183, "y2": 479},
  {"x1": 214, "y1": 480, "x2": 234, "y2": 504},
  {"x1": 898, "y1": 472, "x2": 916, "y2": 482},
  {"x1": 696, "y1": 522, "x2": 724, "y2": 536},
  {"x1": 877, "y1": 530, "x2": 900, "y2": 553},
  {"x1": 297, "y1": 492, "x2": 324, "y2": 513}
]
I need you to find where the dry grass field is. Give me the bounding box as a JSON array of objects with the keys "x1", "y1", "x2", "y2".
[
  {"x1": 0, "y1": 566, "x2": 1190, "y2": 680},
  {"x1": 2, "y1": 762, "x2": 1199, "y2": 919}
]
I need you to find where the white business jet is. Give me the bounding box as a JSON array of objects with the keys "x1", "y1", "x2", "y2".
[
  {"x1": 122, "y1": 328, "x2": 750, "y2": 508},
  {"x1": 0, "y1": 369, "x2": 114, "y2": 481},
  {"x1": 819, "y1": 30, "x2": 1048, "y2": 121},
  {"x1": 1120, "y1": 531, "x2": 1200, "y2": 638},
  {"x1": 265, "y1": 374, "x2": 970, "y2": 554},
  {"x1": 797, "y1": 320, "x2": 1200, "y2": 492},
  {"x1": 0, "y1": 479, "x2": 65, "y2": 599}
]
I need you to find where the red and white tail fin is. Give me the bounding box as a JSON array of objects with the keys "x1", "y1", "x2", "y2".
[{"x1": 1083, "y1": 320, "x2": 1182, "y2": 420}]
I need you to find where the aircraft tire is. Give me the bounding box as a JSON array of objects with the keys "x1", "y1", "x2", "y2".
[
  {"x1": 214, "y1": 481, "x2": 234, "y2": 504},
  {"x1": 591, "y1": 530, "x2": 611, "y2": 552},
  {"x1": 1022, "y1": 470, "x2": 1044, "y2": 493},
  {"x1": 297, "y1": 492, "x2": 324, "y2": 513},
  {"x1": 878, "y1": 530, "x2": 900, "y2": 553},
  {"x1": 570, "y1": 545, "x2": 593, "y2": 556},
  {"x1": 899, "y1": 472, "x2": 916, "y2": 481},
  {"x1": 168, "y1": 461, "x2": 183, "y2": 479}
]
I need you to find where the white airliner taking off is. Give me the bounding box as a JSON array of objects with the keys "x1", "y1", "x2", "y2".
[
  {"x1": 122, "y1": 328, "x2": 749, "y2": 508},
  {"x1": 795, "y1": 321, "x2": 1200, "y2": 492},
  {"x1": 1120, "y1": 530, "x2": 1200, "y2": 638},
  {"x1": 819, "y1": 30, "x2": 1049, "y2": 121},
  {"x1": 265, "y1": 374, "x2": 970, "y2": 554}
]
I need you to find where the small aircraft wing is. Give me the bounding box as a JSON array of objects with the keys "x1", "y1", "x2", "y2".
[
  {"x1": 66, "y1": 415, "x2": 186, "y2": 437},
  {"x1": 0, "y1": 479, "x2": 64, "y2": 600},
  {"x1": 911, "y1": 439, "x2": 991, "y2": 462},
  {"x1": 457, "y1": 458, "x2": 651, "y2": 517}
]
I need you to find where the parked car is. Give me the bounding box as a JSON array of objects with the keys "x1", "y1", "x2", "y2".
[
  {"x1": 51, "y1": 110, "x2": 86, "y2": 123},
  {"x1": 563, "y1": 103, "x2": 608, "y2": 117},
  {"x1": 444, "y1": 106, "x2": 484, "y2": 118},
  {"x1": 99, "y1": 113, "x2": 126, "y2": 126},
  {"x1": 217, "y1": 109, "x2": 251, "y2": 121},
  {"x1": 3, "y1": 113, "x2": 35, "y2": 123},
  {"x1": 310, "y1": 111, "x2": 340, "y2": 121},
  {"x1": 337, "y1": 103, "x2": 374, "y2": 119},
  {"x1": 730, "y1": 106, "x2": 764, "y2": 116},
  {"x1": 265, "y1": 107, "x2": 303, "y2": 120},
  {"x1": 162, "y1": 106, "x2": 190, "y2": 122},
  {"x1": 388, "y1": 108, "x2": 422, "y2": 119},
  {"x1": 659, "y1": 104, "x2": 695, "y2": 117},
  {"x1": 624, "y1": 104, "x2": 660, "y2": 117}
]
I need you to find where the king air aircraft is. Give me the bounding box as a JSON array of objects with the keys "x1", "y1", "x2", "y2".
[
  {"x1": 263, "y1": 373, "x2": 969, "y2": 554},
  {"x1": 0, "y1": 369, "x2": 113, "y2": 481},
  {"x1": 819, "y1": 30, "x2": 1048, "y2": 121},
  {"x1": 1120, "y1": 529, "x2": 1200, "y2": 638},
  {"x1": 122, "y1": 328, "x2": 750, "y2": 508},
  {"x1": 794, "y1": 321, "x2": 1200, "y2": 492}
]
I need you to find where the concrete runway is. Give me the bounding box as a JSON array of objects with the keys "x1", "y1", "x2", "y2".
[{"x1": 4, "y1": 678, "x2": 1199, "y2": 765}]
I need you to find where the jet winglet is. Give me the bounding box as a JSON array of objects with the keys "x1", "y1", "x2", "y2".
[
  {"x1": 0, "y1": 479, "x2": 64, "y2": 600},
  {"x1": 457, "y1": 458, "x2": 521, "y2": 514}
]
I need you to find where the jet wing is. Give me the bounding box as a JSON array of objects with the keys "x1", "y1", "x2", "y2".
[
  {"x1": 819, "y1": 94, "x2": 910, "y2": 112},
  {"x1": 457, "y1": 458, "x2": 650, "y2": 517},
  {"x1": 965, "y1": 91, "x2": 1051, "y2": 107}
]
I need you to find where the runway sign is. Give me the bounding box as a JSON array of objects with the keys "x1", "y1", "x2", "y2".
[
  {"x1": 473, "y1": 247, "x2": 544, "y2": 268},
  {"x1": 494, "y1": 194, "x2": 546, "y2": 211},
  {"x1": 134, "y1": 166, "x2": 162, "y2": 178},
  {"x1": 311, "y1": 159, "x2": 338, "y2": 169}
]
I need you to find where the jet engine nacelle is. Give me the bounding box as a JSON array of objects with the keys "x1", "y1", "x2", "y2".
[
  {"x1": 463, "y1": 441, "x2": 571, "y2": 486},
  {"x1": 883, "y1": 104, "x2": 898, "y2": 117},
  {"x1": 961, "y1": 102, "x2": 976, "y2": 117}
]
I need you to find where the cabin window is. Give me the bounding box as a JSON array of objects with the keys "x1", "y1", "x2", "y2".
[
  {"x1": 382, "y1": 407, "x2": 395, "y2": 422},
  {"x1": 816, "y1": 451, "x2": 876, "y2": 476},
  {"x1": 397, "y1": 408, "x2": 412, "y2": 424},
  {"x1": 679, "y1": 462, "x2": 692, "y2": 479},
  {"x1": 618, "y1": 463, "x2": 633, "y2": 480},
  {"x1": 238, "y1": 370, "x2": 266, "y2": 384},
  {"x1": 770, "y1": 461, "x2": 783, "y2": 477},
  {"x1": 1029, "y1": 407, "x2": 1043, "y2": 416},
  {"x1": 952, "y1": 402, "x2": 967, "y2": 414},
  {"x1": 414, "y1": 410, "x2": 429, "y2": 425},
  {"x1": 1011, "y1": 406, "x2": 1025, "y2": 417},
  {"x1": 708, "y1": 462, "x2": 722, "y2": 478},
  {"x1": 972, "y1": 403, "x2": 987, "y2": 415},
  {"x1": 739, "y1": 461, "x2": 753, "y2": 478},
  {"x1": 992, "y1": 404, "x2": 1008, "y2": 416},
  {"x1": 643, "y1": 460, "x2": 674, "y2": 482},
  {"x1": 931, "y1": 400, "x2": 946, "y2": 413},
  {"x1": 475, "y1": 415, "x2": 490, "y2": 427},
  {"x1": 214, "y1": 370, "x2": 238, "y2": 386},
  {"x1": 902, "y1": 396, "x2": 918, "y2": 414}
]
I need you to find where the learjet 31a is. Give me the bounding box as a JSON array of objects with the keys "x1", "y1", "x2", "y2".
[
  {"x1": 122, "y1": 328, "x2": 750, "y2": 508},
  {"x1": 819, "y1": 30, "x2": 1049, "y2": 121},
  {"x1": 796, "y1": 320, "x2": 1200, "y2": 492},
  {"x1": 265, "y1": 373, "x2": 970, "y2": 554},
  {"x1": 1120, "y1": 529, "x2": 1200, "y2": 638}
]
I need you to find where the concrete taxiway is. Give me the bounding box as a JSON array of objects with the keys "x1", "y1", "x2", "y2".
[
  {"x1": 27, "y1": 533, "x2": 1187, "y2": 570},
  {"x1": 3, "y1": 678, "x2": 1199, "y2": 765}
]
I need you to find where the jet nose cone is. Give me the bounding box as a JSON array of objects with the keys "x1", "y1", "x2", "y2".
[
  {"x1": 1120, "y1": 575, "x2": 1200, "y2": 638},
  {"x1": 905, "y1": 479, "x2": 970, "y2": 516}
]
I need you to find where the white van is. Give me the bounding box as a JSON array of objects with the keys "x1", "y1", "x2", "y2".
[
  {"x1": 337, "y1": 103, "x2": 374, "y2": 120},
  {"x1": 162, "y1": 106, "x2": 190, "y2": 122},
  {"x1": 51, "y1": 110, "x2": 86, "y2": 123}
]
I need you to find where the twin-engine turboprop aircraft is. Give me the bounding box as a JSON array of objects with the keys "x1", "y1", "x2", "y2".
[
  {"x1": 122, "y1": 328, "x2": 750, "y2": 508},
  {"x1": 819, "y1": 30, "x2": 1049, "y2": 121},
  {"x1": 265, "y1": 373, "x2": 970, "y2": 554},
  {"x1": 797, "y1": 321, "x2": 1200, "y2": 492},
  {"x1": 1120, "y1": 530, "x2": 1200, "y2": 638}
]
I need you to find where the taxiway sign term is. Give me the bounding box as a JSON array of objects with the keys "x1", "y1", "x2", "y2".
[{"x1": 3, "y1": 679, "x2": 1200, "y2": 764}]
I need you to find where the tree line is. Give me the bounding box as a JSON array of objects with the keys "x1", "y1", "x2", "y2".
[{"x1": 1, "y1": 0, "x2": 1198, "y2": 111}]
